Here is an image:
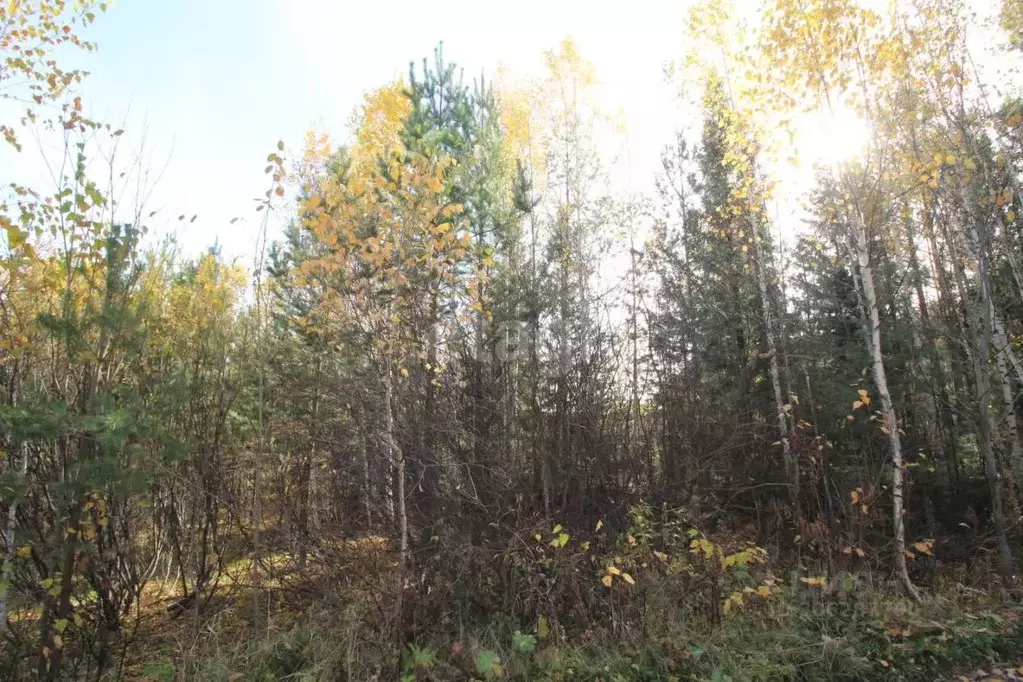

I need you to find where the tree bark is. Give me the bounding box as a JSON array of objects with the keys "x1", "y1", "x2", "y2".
[
  {"x1": 973, "y1": 239, "x2": 1015, "y2": 586},
  {"x1": 752, "y1": 220, "x2": 798, "y2": 521},
  {"x1": 382, "y1": 359, "x2": 407, "y2": 638},
  {"x1": 851, "y1": 208, "x2": 921, "y2": 601}
]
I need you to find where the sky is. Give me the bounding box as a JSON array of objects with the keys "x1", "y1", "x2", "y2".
[
  {"x1": 6, "y1": 0, "x2": 696, "y2": 263},
  {"x1": 5, "y1": 0, "x2": 1014, "y2": 265}
]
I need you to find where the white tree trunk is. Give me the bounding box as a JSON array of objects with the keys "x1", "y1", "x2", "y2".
[
  {"x1": 992, "y1": 309, "x2": 1023, "y2": 386},
  {"x1": 851, "y1": 210, "x2": 920, "y2": 601},
  {"x1": 994, "y1": 343, "x2": 1023, "y2": 510},
  {"x1": 752, "y1": 222, "x2": 797, "y2": 516},
  {"x1": 0, "y1": 446, "x2": 26, "y2": 639},
  {"x1": 382, "y1": 357, "x2": 408, "y2": 642}
]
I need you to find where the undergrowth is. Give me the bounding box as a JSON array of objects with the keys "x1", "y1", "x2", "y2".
[
  {"x1": 128, "y1": 508, "x2": 1023, "y2": 681},
  {"x1": 174, "y1": 587, "x2": 1022, "y2": 682}
]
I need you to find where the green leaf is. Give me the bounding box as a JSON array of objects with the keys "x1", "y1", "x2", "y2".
[
  {"x1": 513, "y1": 630, "x2": 536, "y2": 654},
  {"x1": 474, "y1": 649, "x2": 504, "y2": 680}
]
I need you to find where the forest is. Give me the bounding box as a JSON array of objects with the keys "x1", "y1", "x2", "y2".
[{"x1": 4, "y1": 0, "x2": 1023, "y2": 680}]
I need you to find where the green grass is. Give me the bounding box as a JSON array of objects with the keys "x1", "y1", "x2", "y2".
[{"x1": 169, "y1": 585, "x2": 1022, "y2": 682}]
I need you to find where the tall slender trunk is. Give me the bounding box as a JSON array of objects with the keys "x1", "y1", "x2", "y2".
[
  {"x1": 972, "y1": 232, "x2": 1015, "y2": 586},
  {"x1": 0, "y1": 443, "x2": 26, "y2": 640},
  {"x1": 298, "y1": 357, "x2": 321, "y2": 576},
  {"x1": 922, "y1": 200, "x2": 962, "y2": 482},
  {"x1": 994, "y1": 341, "x2": 1023, "y2": 514},
  {"x1": 752, "y1": 220, "x2": 797, "y2": 520},
  {"x1": 851, "y1": 209, "x2": 920, "y2": 601},
  {"x1": 992, "y1": 311, "x2": 1023, "y2": 386},
  {"x1": 382, "y1": 358, "x2": 407, "y2": 638},
  {"x1": 902, "y1": 211, "x2": 943, "y2": 462},
  {"x1": 424, "y1": 289, "x2": 440, "y2": 510},
  {"x1": 628, "y1": 227, "x2": 646, "y2": 490},
  {"x1": 361, "y1": 405, "x2": 374, "y2": 529}
]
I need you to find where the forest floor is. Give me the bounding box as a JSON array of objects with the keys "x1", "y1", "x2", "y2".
[
  {"x1": 947, "y1": 665, "x2": 1023, "y2": 681},
  {"x1": 110, "y1": 537, "x2": 1023, "y2": 682}
]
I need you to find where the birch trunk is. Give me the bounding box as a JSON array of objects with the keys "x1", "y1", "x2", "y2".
[
  {"x1": 972, "y1": 240, "x2": 1015, "y2": 586},
  {"x1": 994, "y1": 343, "x2": 1023, "y2": 513},
  {"x1": 0, "y1": 444, "x2": 26, "y2": 639},
  {"x1": 851, "y1": 210, "x2": 920, "y2": 601},
  {"x1": 752, "y1": 222, "x2": 797, "y2": 518},
  {"x1": 382, "y1": 359, "x2": 407, "y2": 635}
]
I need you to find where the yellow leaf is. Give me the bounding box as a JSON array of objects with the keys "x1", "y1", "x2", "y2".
[
  {"x1": 5, "y1": 226, "x2": 26, "y2": 249},
  {"x1": 595, "y1": 519, "x2": 603, "y2": 532},
  {"x1": 537, "y1": 616, "x2": 550, "y2": 640},
  {"x1": 690, "y1": 537, "x2": 715, "y2": 558},
  {"x1": 601, "y1": 574, "x2": 613, "y2": 587},
  {"x1": 945, "y1": 154, "x2": 956, "y2": 165},
  {"x1": 800, "y1": 576, "x2": 825, "y2": 586},
  {"x1": 853, "y1": 400, "x2": 863, "y2": 410},
  {"x1": 400, "y1": 367, "x2": 409, "y2": 377},
  {"x1": 755, "y1": 585, "x2": 771, "y2": 597},
  {"x1": 607, "y1": 565, "x2": 621, "y2": 576},
  {"x1": 621, "y1": 572, "x2": 635, "y2": 585}
]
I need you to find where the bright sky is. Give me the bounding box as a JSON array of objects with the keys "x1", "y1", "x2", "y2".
[
  {"x1": 6, "y1": 0, "x2": 696, "y2": 262},
  {"x1": 5, "y1": 0, "x2": 1015, "y2": 265}
]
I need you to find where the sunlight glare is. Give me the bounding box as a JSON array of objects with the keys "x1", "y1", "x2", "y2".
[{"x1": 799, "y1": 108, "x2": 873, "y2": 170}]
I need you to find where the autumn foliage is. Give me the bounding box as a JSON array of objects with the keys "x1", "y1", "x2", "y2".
[{"x1": 3, "y1": 3, "x2": 1023, "y2": 681}]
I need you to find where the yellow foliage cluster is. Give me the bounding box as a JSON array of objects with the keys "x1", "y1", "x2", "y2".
[
  {"x1": 150, "y1": 254, "x2": 247, "y2": 358},
  {"x1": 295, "y1": 83, "x2": 480, "y2": 365},
  {"x1": 723, "y1": 581, "x2": 776, "y2": 614}
]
